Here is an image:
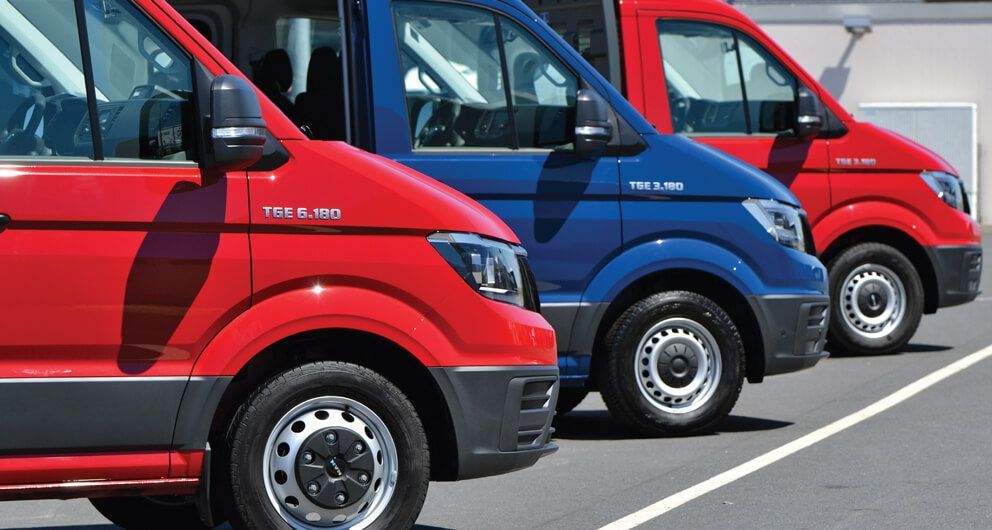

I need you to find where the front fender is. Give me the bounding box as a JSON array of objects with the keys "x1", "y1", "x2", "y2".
[
  {"x1": 815, "y1": 200, "x2": 937, "y2": 252},
  {"x1": 581, "y1": 238, "x2": 762, "y2": 304},
  {"x1": 190, "y1": 285, "x2": 445, "y2": 376}
]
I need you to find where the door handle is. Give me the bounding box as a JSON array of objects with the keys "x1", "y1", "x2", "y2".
[{"x1": 0, "y1": 213, "x2": 9, "y2": 233}]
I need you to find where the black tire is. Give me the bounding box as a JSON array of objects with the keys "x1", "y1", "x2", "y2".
[
  {"x1": 597, "y1": 291, "x2": 744, "y2": 436},
  {"x1": 827, "y1": 242, "x2": 924, "y2": 355},
  {"x1": 227, "y1": 361, "x2": 429, "y2": 530},
  {"x1": 555, "y1": 388, "x2": 590, "y2": 416},
  {"x1": 89, "y1": 496, "x2": 210, "y2": 530}
]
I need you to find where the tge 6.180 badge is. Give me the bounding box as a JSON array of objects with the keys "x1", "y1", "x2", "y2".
[{"x1": 262, "y1": 206, "x2": 342, "y2": 221}]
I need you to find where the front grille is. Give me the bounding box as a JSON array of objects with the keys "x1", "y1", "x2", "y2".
[
  {"x1": 518, "y1": 256, "x2": 541, "y2": 313},
  {"x1": 499, "y1": 375, "x2": 558, "y2": 452},
  {"x1": 799, "y1": 302, "x2": 829, "y2": 355}
]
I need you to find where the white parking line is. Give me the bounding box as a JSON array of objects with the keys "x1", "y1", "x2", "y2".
[
  {"x1": 978, "y1": 297, "x2": 992, "y2": 302},
  {"x1": 598, "y1": 343, "x2": 992, "y2": 530}
]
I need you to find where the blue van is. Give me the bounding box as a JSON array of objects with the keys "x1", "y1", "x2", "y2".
[{"x1": 172, "y1": 0, "x2": 829, "y2": 434}]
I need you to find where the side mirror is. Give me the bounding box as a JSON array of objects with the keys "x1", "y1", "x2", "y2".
[
  {"x1": 209, "y1": 75, "x2": 267, "y2": 171},
  {"x1": 796, "y1": 86, "x2": 824, "y2": 141},
  {"x1": 574, "y1": 88, "x2": 613, "y2": 157}
]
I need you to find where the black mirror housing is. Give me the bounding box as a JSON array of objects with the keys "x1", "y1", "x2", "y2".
[
  {"x1": 796, "y1": 86, "x2": 824, "y2": 141},
  {"x1": 209, "y1": 75, "x2": 267, "y2": 171},
  {"x1": 574, "y1": 88, "x2": 613, "y2": 157}
]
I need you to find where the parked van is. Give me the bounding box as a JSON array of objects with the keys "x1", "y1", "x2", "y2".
[
  {"x1": 171, "y1": 0, "x2": 830, "y2": 434},
  {"x1": 0, "y1": 0, "x2": 558, "y2": 528},
  {"x1": 524, "y1": 0, "x2": 984, "y2": 355}
]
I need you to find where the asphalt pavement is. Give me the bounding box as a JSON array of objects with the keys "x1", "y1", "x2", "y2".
[{"x1": 3, "y1": 228, "x2": 990, "y2": 529}]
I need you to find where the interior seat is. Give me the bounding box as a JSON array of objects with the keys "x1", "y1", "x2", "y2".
[
  {"x1": 253, "y1": 49, "x2": 297, "y2": 123},
  {"x1": 294, "y1": 47, "x2": 346, "y2": 141}
]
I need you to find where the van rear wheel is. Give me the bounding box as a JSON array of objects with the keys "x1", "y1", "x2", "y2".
[
  {"x1": 827, "y1": 242, "x2": 924, "y2": 355},
  {"x1": 227, "y1": 361, "x2": 429, "y2": 529},
  {"x1": 598, "y1": 291, "x2": 744, "y2": 435}
]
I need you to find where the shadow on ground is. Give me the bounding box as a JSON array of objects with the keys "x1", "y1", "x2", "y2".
[
  {"x1": 552, "y1": 412, "x2": 792, "y2": 441},
  {"x1": 828, "y1": 342, "x2": 952, "y2": 358}
]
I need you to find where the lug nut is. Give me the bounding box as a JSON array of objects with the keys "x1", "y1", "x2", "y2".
[
  {"x1": 335, "y1": 492, "x2": 347, "y2": 505},
  {"x1": 324, "y1": 432, "x2": 337, "y2": 444},
  {"x1": 302, "y1": 451, "x2": 314, "y2": 464},
  {"x1": 306, "y1": 482, "x2": 320, "y2": 496},
  {"x1": 357, "y1": 472, "x2": 369, "y2": 484},
  {"x1": 353, "y1": 442, "x2": 364, "y2": 453}
]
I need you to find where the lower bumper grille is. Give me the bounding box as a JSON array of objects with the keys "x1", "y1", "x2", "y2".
[
  {"x1": 500, "y1": 376, "x2": 558, "y2": 451},
  {"x1": 800, "y1": 302, "x2": 830, "y2": 355}
]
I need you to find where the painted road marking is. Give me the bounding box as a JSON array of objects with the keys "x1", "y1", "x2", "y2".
[
  {"x1": 598, "y1": 343, "x2": 992, "y2": 530},
  {"x1": 977, "y1": 297, "x2": 992, "y2": 302}
]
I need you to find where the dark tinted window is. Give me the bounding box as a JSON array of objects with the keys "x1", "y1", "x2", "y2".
[{"x1": 523, "y1": 0, "x2": 612, "y2": 82}]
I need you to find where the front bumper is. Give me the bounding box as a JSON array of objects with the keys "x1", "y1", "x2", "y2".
[
  {"x1": 429, "y1": 365, "x2": 559, "y2": 480},
  {"x1": 927, "y1": 245, "x2": 983, "y2": 309},
  {"x1": 747, "y1": 294, "x2": 830, "y2": 380}
]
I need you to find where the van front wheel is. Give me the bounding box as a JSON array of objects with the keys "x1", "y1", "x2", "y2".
[
  {"x1": 827, "y1": 243, "x2": 924, "y2": 355},
  {"x1": 228, "y1": 361, "x2": 429, "y2": 529},
  {"x1": 598, "y1": 291, "x2": 744, "y2": 435}
]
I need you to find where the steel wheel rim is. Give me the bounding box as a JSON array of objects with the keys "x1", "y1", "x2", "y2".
[
  {"x1": 263, "y1": 396, "x2": 398, "y2": 529},
  {"x1": 634, "y1": 317, "x2": 722, "y2": 414},
  {"x1": 840, "y1": 263, "x2": 907, "y2": 339}
]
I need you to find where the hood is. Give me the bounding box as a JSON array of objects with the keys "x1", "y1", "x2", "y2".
[
  {"x1": 274, "y1": 141, "x2": 520, "y2": 244},
  {"x1": 647, "y1": 134, "x2": 800, "y2": 206},
  {"x1": 838, "y1": 122, "x2": 958, "y2": 175}
]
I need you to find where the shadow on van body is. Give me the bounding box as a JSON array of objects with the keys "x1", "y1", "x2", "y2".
[
  {"x1": 533, "y1": 152, "x2": 597, "y2": 244},
  {"x1": 117, "y1": 176, "x2": 226, "y2": 374}
]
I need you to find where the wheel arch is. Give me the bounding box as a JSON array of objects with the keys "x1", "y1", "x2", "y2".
[
  {"x1": 205, "y1": 327, "x2": 460, "y2": 485},
  {"x1": 587, "y1": 268, "x2": 767, "y2": 387},
  {"x1": 820, "y1": 225, "x2": 938, "y2": 314}
]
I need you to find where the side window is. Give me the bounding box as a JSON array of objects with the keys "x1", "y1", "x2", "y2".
[
  {"x1": 657, "y1": 21, "x2": 747, "y2": 135},
  {"x1": 392, "y1": 2, "x2": 511, "y2": 149},
  {"x1": 0, "y1": 0, "x2": 92, "y2": 159},
  {"x1": 392, "y1": 1, "x2": 578, "y2": 151},
  {"x1": 657, "y1": 20, "x2": 797, "y2": 136},
  {"x1": 0, "y1": 0, "x2": 195, "y2": 162},
  {"x1": 737, "y1": 34, "x2": 797, "y2": 134},
  {"x1": 270, "y1": 16, "x2": 348, "y2": 141},
  {"x1": 501, "y1": 17, "x2": 577, "y2": 149},
  {"x1": 83, "y1": 0, "x2": 195, "y2": 160}
]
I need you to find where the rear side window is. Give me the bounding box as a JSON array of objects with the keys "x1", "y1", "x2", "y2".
[
  {"x1": 392, "y1": 1, "x2": 578, "y2": 151},
  {"x1": 0, "y1": 0, "x2": 196, "y2": 162},
  {"x1": 657, "y1": 20, "x2": 797, "y2": 136}
]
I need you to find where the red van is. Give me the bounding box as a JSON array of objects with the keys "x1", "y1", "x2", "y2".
[
  {"x1": 0, "y1": 0, "x2": 558, "y2": 528},
  {"x1": 526, "y1": 0, "x2": 983, "y2": 354}
]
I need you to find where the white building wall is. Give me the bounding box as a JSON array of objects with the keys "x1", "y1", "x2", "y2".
[{"x1": 736, "y1": 2, "x2": 992, "y2": 223}]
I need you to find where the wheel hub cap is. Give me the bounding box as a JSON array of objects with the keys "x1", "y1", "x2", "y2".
[
  {"x1": 841, "y1": 264, "x2": 907, "y2": 339},
  {"x1": 635, "y1": 317, "x2": 721, "y2": 414},
  {"x1": 264, "y1": 397, "x2": 398, "y2": 529}
]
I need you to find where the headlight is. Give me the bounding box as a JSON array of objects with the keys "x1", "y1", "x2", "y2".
[
  {"x1": 743, "y1": 198, "x2": 806, "y2": 252},
  {"x1": 920, "y1": 171, "x2": 964, "y2": 211},
  {"x1": 428, "y1": 232, "x2": 528, "y2": 308}
]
